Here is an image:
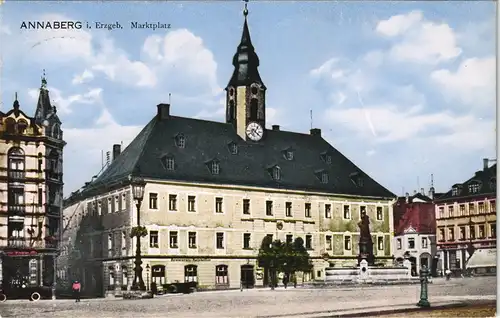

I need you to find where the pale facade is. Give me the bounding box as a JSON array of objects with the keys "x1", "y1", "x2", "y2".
[{"x1": 394, "y1": 229, "x2": 437, "y2": 275}]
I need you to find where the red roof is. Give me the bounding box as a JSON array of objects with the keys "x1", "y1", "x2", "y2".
[{"x1": 394, "y1": 198, "x2": 436, "y2": 236}]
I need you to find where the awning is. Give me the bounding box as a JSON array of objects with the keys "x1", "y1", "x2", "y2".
[{"x1": 466, "y1": 248, "x2": 497, "y2": 269}]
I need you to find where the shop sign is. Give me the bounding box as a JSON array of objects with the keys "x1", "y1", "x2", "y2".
[
  {"x1": 170, "y1": 258, "x2": 211, "y2": 262},
  {"x1": 5, "y1": 250, "x2": 38, "y2": 256}
]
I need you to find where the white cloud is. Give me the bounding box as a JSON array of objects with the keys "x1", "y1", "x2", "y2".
[
  {"x1": 376, "y1": 11, "x2": 462, "y2": 64},
  {"x1": 376, "y1": 11, "x2": 423, "y2": 37},
  {"x1": 325, "y1": 104, "x2": 494, "y2": 150},
  {"x1": 142, "y1": 29, "x2": 221, "y2": 95},
  {"x1": 431, "y1": 57, "x2": 495, "y2": 108},
  {"x1": 362, "y1": 50, "x2": 384, "y2": 68},
  {"x1": 28, "y1": 86, "x2": 102, "y2": 114},
  {"x1": 72, "y1": 70, "x2": 94, "y2": 85},
  {"x1": 309, "y1": 58, "x2": 338, "y2": 77}
]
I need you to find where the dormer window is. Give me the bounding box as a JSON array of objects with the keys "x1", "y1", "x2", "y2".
[
  {"x1": 468, "y1": 181, "x2": 481, "y2": 194},
  {"x1": 282, "y1": 148, "x2": 294, "y2": 161},
  {"x1": 161, "y1": 155, "x2": 175, "y2": 171},
  {"x1": 350, "y1": 172, "x2": 363, "y2": 187},
  {"x1": 227, "y1": 142, "x2": 238, "y2": 155},
  {"x1": 451, "y1": 184, "x2": 462, "y2": 196},
  {"x1": 269, "y1": 165, "x2": 281, "y2": 181},
  {"x1": 207, "y1": 160, "x2": 220, "y2": 175},
  {"x1": 175, "y1": 134, "x2": 186, "y2": 148},
  {"x1": 18, "y1": 120, "x2": 28, "y2": 135},
  {"x1": 321, "y1": 172, "x2": 329, "y2": 184},
  {"x1": 490, "y1": 178, "x2": 496, "y2": 190},
  {"x1": 321, "y1": 151, "x2": 333, "y2": 164}
]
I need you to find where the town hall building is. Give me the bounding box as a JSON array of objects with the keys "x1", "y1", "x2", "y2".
[{"x1": 60, "y1": 5, "x2": 396, "y2": 296}]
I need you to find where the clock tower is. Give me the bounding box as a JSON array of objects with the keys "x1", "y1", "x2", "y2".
[{"x1": 225, "y1": 2, "x2": 266, "y2": 142}]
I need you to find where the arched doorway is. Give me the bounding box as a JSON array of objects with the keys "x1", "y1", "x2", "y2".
[
  {"x1": 420, "y1": 252, "x2": 432, "y2": 275},
  {"x1": 240, "y1": 264, "x2": 255, "y2": 289}
]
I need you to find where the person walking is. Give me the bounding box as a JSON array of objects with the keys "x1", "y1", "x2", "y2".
[{"x1": 72, "y1": 280, "x2": 81, "y2": 302}]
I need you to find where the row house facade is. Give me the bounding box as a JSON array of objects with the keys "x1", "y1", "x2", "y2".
[
  {"x1": 0, "y1": 77, "x2": 65, "y2": 292},
  {"x1": 434, "y1": 159, "x2": 496, "y2": 275}
]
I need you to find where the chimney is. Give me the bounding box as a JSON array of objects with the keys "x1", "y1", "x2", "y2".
[
  {"x1": 112, "y1": 144, "x2": 121, "y2": 161},
  {"x1": 405, "y1": 192, "x2": 409, "y2": 203},
  {"x1": 483, "y1": 158, "x2": 489, "y2": 171},
  {"x1": 420, "y1": 188, "x2": 425, "y2": 195},
  {"x1": 157, "y1": 103, "x2": 171, "y2": 120},
  {"x1": 429, "y1": 187, "x2": 435, "y2": 200},
  {"x1": 413, "y1": 190, "x2": 417, "y2": 195},
  {"x1": 272, "y1": 125, "x2": 280, "y2": 131},
  {"x1": 310, "y1": 128, "x2": 321, "y2": 136}
]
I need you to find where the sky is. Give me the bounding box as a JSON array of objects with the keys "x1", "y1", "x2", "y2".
[{"x1": 0, "y1": 1, "x2": 496, "y2": 198}]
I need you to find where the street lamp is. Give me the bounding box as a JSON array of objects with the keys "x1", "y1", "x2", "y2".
[
  {"x1": 130, "y1": 176, "x2": 147, "y2": 291},
  {"x1": 466, "y1": 218, "x2": 476, "y2": 263},
  {"x1": 146, "y1": 264, "x2": 150, "y2": 291}
]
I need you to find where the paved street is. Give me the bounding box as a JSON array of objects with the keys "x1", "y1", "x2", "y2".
[{"x1": 0, "y1": 277, "x2": 496, "y2": 318}]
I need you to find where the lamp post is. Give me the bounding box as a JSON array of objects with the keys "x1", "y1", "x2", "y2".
[
  {"x1": 130, "y1": 176, "x2": 146, "y2": 291},
  {"x1": 146, "y1": 264, "x2": 150, "y2": 291}
]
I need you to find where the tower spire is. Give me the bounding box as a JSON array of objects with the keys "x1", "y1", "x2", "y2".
[{"x1": 41, "y1": 69, "x2": 47, "y2": 89}]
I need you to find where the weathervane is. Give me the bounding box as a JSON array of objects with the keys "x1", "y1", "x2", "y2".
[{"x1": 243, "y1": 0, "x2": 249, "y2": 17}]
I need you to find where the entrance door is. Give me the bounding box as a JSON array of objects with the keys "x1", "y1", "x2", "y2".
[{"x1": 240, "y1": 265, "x2": 255, "y2": 289}]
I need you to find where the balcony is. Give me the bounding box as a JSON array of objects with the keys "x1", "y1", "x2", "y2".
[
  {"x1": 8, "y1": 237, "x2": 27, "y2": 248},
  {"x1": 8, "y1": 170, "x2": 25, "y2": 181},
  {"x1": 8, "y1": 204, "x2": 26, "y2": 216}
]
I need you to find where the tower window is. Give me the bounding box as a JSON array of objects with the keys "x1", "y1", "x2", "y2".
[
  {"x1": 228, "y1": 100, "x2": 235, "y2": 122},
  {"x1": 175, "y1": 134, "x2": 186, "y2": 148},
  {"x1": 250, "y1": 98, "x2": 258, "y2": 120},
  {"x1": 229, "y1": 88, "x2": 235, "y2": 97},
  {"x1": 251, "y1": 86, "x2": 258, "y2": 95}
]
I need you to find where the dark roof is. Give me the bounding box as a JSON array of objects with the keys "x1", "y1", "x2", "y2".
[
  {"x1": 436, "y1": 163, "x2": 496, "y2": 202},
  {"x1": 398, "y1": 192, "x2": 433, "y2": 203},
  {"x1": 81, "y1": 113, "x2": 395, "y2": 199}
]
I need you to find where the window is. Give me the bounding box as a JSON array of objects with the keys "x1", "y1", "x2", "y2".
[
  {"x1": 38, "y1": 187, "x2": 43, "y2": 206},
  {"x1": 107, "y1": 198, "x2": 112, "y2": 213},
  {"x1": 187, "y1": 196, "x2": 196, "y2": 212},
  {"x1": 184, "y1": 265, "x2": 197, "y2": 282},
  {"x1": 175, "y1": 134, "x2": 186, "y2": 148},
  {"x1": 165, "y1": 157, "x2": 175, "y2": 171},
  {"x1": 452, "y1": 187, "x2": 459, "y2": 196},
  {"x1": 325, "y1": 235, "x2": 332, "y2": 250},
  {"x1": 397, "y1": 238, "x2": 402, "y2": 249},
  {"x1": 114, "y1": 196, "x2": 120, "y2": 212},
  {"x1": 37, "y1": 153, "x2": 43, "y2": 172},
  {"x1": 149, "y1": 193, "x2": 158, "y2": 210},
  {"x1": 188, "y1": 232, "x2": 197, "y2": 248},
  {"x1": 243, "y1": 199, "x2": 250, "y2": 215},
  {"x1": 228, "y1": 142, "x2": 238, "y2": 155},
  {"x1": 448, "y1": 206, "x2": 454, "y2": 218},
  {"x1": 490, "y1": 223, "x2": 496, "y2": 238},
  {"x1": 478, "y1": 225, "x2": 485, "y2": 239},
  {"x1": 122, "y1": 193, "x2": 127, "y2": 209},
  {"x1": 216, "y1": 232, "x2": 224, "y2": 249},
  {"x1": 421, "y1": 237, "x2": 428, "y2": 248},
  {"x1": 343, "y1": 205, "x2": 351, "y2": 219},
  {"x1": 243, "y1": 233, "x2": 251, "y2": 249},
  {"x1": 458, "y1": 204, "x2": 465, "y2": 216},
  {"x1": 210, "y1": 161, "x2": 220, "y2": 175},
  {"x1": 324, "y1": 204, "x2": 332, "y2": 218},
  {"x1": 266, "y1": 234, "x2": 273, "y2": 242},
  {"x1": 285, "y1": 202, "x2": 292, "y2": 217},
  {"x1": 250, "y1": 98, "x2": 258, "y2": 119},
  {"x1": 98, "y1": 202, "x2": 102, "y2": 215},
  {"x1": 448, "y1": 228, "x2": 454, "y2": 241},
  {"x1": 321, "y1": 172, "x2": 328, "y2": 184},
  {"x1": 168, "y1": 194, "x2": 177, "y2": 211},
  {"x1": 376, "y1": 207, "x2": 383, "y2": 220},
  {"x1": 272, "y1": 166, "x2": 281, "y2": 181},
  {"x1": 305, "y1": 234, "x2": 312, "y2": 250},
  {"x1": 360, "y1": 206, "x2": 366, "y2": 219},
  {"x1": 325, "y1": 155, "x2": 332, "y2": 164},
  {"x1": 459, "y1": 227, "x2": 466, "y2": 240},
  {"x1": 108, "y1": 234, "x2": 113, "y2": 250},
  {"x1": 490, "y1": 200, "x2": 496, "y2": 213},
  {"x1": 149, "y1": 231, "x2": 159, "y2": 248},
  {"x1": 408, "y1": 238, "x2": 415, "y2": 249},
  {"x1": 377, "y1": 237, "x2": 384, "y2": 250},
  {"x1": 469, "y1": 226, "x2": 475, "y2": 239},
  {"x1": 438, "y1": 207, "x2": 444, "y2": 219},
  {"x1": 468, "y1": 203, "x2": 475, "y2": 215},
  {"x1": 285, "y1": 150, "x2": 294, "y2": 161},
  {"x1": 286, "y1": 234, "x2": 293, "y2": 245},
  {"x1": 439, "y1": 228, "x2": 445, "y2": 241},
  {"x1": 122, "y1": 232, "x2": 127, "y2": 250},
  {"x1": 344, "y1": 236, "x2": 351, "y2": 250},
  {"x1": 478, "y1": 202, "x2": 485, "y2": 214},
  {"x1": 266, "y1": 201, "x2": 273, "y2": 216},
  {"x1": 215, "y1": 197, "x2": 223, "y2": 213},
  {"x1": 468, "y1": 182, "x2": 480, "y2": 194},
  {"x1": 490, "y1": 178, "x2": 496, "y2": 190},
  {"x1": 305, "y1": 203, "x2": 311, "y2": 218},
  {"x1": 169, "y1": 231, "x2": 178, "y2": 248},
  {"x1": 215, "y1": 265, "x2": 229, "y2": 285}
]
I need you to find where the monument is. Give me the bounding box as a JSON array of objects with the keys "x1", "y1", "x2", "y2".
[{"x1": 357, "y1": 210, "x2": 375, "y2": 266}]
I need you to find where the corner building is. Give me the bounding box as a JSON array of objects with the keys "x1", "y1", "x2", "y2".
[
  {"x1": 61, "y1": 8, "x2": 396, "y2": 296},
  {"x1": 0, "y1": 77, "x2": 65, "y2": 291}
]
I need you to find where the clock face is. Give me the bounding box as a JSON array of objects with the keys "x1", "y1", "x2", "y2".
[{"x1": 246, "y1": 122, "x2": 264, "y2": 141}]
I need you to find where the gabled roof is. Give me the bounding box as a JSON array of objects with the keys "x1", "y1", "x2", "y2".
[
  {"x1": 436, "y1": 164, "x2": 496, "y2": 202},
  {"x1": 81, "y1": 113, "x2": 395, "y2": 199}
]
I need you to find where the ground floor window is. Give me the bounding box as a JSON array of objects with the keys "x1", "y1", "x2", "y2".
[
  {"x1": 184, "y1": 265, "x2": 197, "y2": 283},
  {"x1": 215, "y1": 265, "x2": 228, "y2": 285},
  {"x1": 152, "y1": 265, "x2": 166, "y2": 285}
]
